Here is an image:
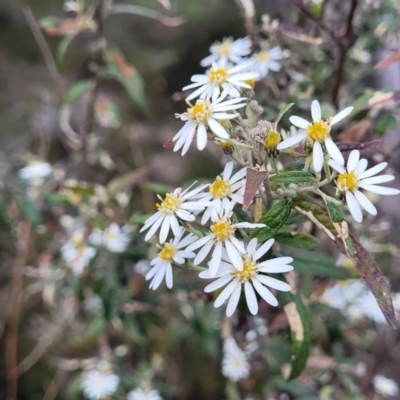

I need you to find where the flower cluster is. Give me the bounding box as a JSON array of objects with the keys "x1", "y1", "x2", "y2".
[{"x1": 221, "y1": 337, "x2": 250, "y2": 382}]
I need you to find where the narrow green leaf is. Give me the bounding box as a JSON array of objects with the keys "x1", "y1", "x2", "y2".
[
  {"x1": 275, "y1": 232, "x2": 318, "y2": 250},
  {"x1": 291, "y1": 250, "x2": 351, "y2": 279},
  {"x1": 326, "y1": 201, "x2": 345, "y2": 223},
  {"x1": 274, "y1": 103, "x2": 294, "y2": 127},
  {"x1": 56, "y1": 34, "x2": 76, "y2": 72},
  {"x1": 38, "y1": 16, "x2": 62, "y2": 29},
  {"x1": 270, "y1": 171, "x2": 315, "y2": 183},
  {"x1": 66, "y1": 80, "x2": 94, "y2": 103},
  {"x1": 375, "y1": 112, "x2": 397, "y2": 136},
  {"x1": 278, "y1": 288, "x2": 311, "y2": 379},
  {"x1": 250, "y1": 199, "x2": 292, "y2": 241}
]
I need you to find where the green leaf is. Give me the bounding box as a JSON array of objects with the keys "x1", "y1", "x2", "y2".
[
  {"x1": 353, "y1": 89, "x2": 375, "y2": 109},
  {"x1": 56, "y1": 34, "x2": 77, "y2": 72},
  {"x1": 278, "y1": 288, "x2": 311, "y2": 379},
  {"x1": 291, "y1": 250, "x2": 351, "y2": 279},
  {"x1": 250, "y1": 199, "x2": 292, "y2": 241},
  {"x1": 270, "y1": 171, "x2": 315, "y2": 183},
  {"x1": 38, "y1": 16, "x2": 62, "y2": 29},
  {"x1": 375, "y1": 112, "x2": 397, "y2": 135},
  {"x1": 16, "y1": 199, "x2": 42, "y2": 226},
  {"x1": 275, "y1": 232, "x2": 318, "y2": 250},
  {"x1": 274, "y1": 103, "x2": 294, "y2": 127},
  {"x1": 44, "y1": 193, "x2": 70, "y2": 206},
  {"x1": 66, "y1": 80, "x2": 94, "y2": 103},
  {"x1": 326, "y1": 201, "x2": 345, "y2": 223}
]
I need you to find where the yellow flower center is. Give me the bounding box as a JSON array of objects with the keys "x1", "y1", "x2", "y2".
[
  {"x1": 208, "y1": 67, "x2": 229, "y2": 86},
  {"x1": 210, "y1": 219, "x2": 235, "y2": 241},
  {"x1": 233, "y1": 258, "x2": 257, "y2": 282},
  {"x1": 337, "y1": 171, "x2": 358, "y2": 192},
  {"x1": 70, "y1": 233, "x2": 84, "y2": 246},
  {"x1": 218, "y1": 140, "x2": 234, "y2": 155},
  {"x1": 187, "y1": 101, "x2": 212, "y2": 124},
  {"x1": 156, "y1": 193, "x2": 181, "y2": 214},
  {"x1": 264, "y1": 129, "x2": 281, "y2": 149},
  {"x1": 210, "y1": 176, "x2": 230, "y2": 199},
  {"x1": 307, "y1": 120, "x2": 330, "y2": 142},
  {"x1": 216, "y1": 40, "x2": 231, "y2": 56},
  {"x1": 244, "y1": 79, "x2": 255, "y2": 88},
  {"x1": 256, "y1": 51, "x2": 269, "y2": 62},
  {"x1": 158, "y1": 242, "x2": 177, "y2": 262},
  {"x1": 105, "y1": 231, "x2": 117, "y2": 242}
]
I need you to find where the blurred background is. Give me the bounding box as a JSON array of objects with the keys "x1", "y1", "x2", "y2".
[{"x1": 1, "y1": 0, "x2": 400, "y2": 399}]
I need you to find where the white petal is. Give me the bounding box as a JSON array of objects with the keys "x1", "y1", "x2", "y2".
[
  {"x1": 313, "y1": 141, "x2": 324, "y2": 173},
  {"x1": 225, "y1": 241, "x2": 244, "y2": 270},
  {"x1": 197, "y1": 124, "x2": 208, "y2": 151},
  {"x1": 358, "y1": 184, "x2": 400, "y2": 195},
  {"x1": 223, "y1": 162, "x2": 234, "y2": 181},
  {"x1": 325, "y1": 138, "x2": 344, "y2": 166},
  {"x1": 165, "y1": 264, "x2": 173, "y2": 288},
  {"x1": 331, "y1": 106, "x2": 354, "y2": 125},
  {"x1": 311, "y1": 100, "x2": 321, "y2": 122},
  {"x1": 146, "y1": 264, "x2": 159, "y2": 281},
  {"x1": 346, "y1": 191, "x2": 363, "y2": 222},
  {"x1": 244, "y1": 281, "x2": 258, "y2": 315},
  {"x1": 214, "y1": 280, "x2": 238, "y2": 308},
  {"x1": 229, "y1": 236, "x2": 246, "y2": 253},
  {"x1": 252, "y1": 278, "x2": 278, "y2": 306},
  {"x1": 258, "y1": 256, "x2": 294, "y2": 266},
  {"x1": 226, "y1": 283, "x2": 242, "y2": 317},
  {"x1": 329, "y1": 159, "x2": 345, "y2": 174},
  {"x1": 347, "y1": 150, "x2": 360, "y2": 172},
  {"x1": 194, "y1": 238, "x2": 214, "y2": 265},
  {"x1": 258, "y1": 264, "x2": 293, "y2": 273},
  {"x1": 276, "y1": 132, "x2": 307, "y2": 150},
  {"x1": 159, "y1": 215, "x2": 171, "y2": 244},
  {"x1": 229, "y1": 168, "x2": 247, "y2": 184},
  {"x1": 358, "y1": 162, "x2": 388, "y2": 179},
  {"x1": 246, "y1": 238, "x2": 258, "y2": 255},
  {"x1": 170, "y1": 215, "x2": 181, "y2": 237},
  {"x1": 186, "y1": 235, "x2": 213, "y2": 252},
  {"x1": 144, "y1": 214, "x2": 164, "y2": 241},
  {"x1": 354, "y1": 159, "x2": 368, "y2": 176},
  {"x1": 141, "y1": 211, "x2": 163, "y2": 230},
  {"x1": 256, "y1": 275, "x2": 291, "y2": 291},
  {"x1": 175, "y1": 209, "x2": 195, "y2": 221},
  {"x1": 150, "y1": 264, "x2": 166, "y2": 290},
  {"x1": 360, "y1": 175, "x2": 394, "y2": 185},
  {"x1": 173, "y1": 254, "x2": 185, "y2": 264},
  {"x1": 254, "y1": 239, "x2": 274, "y2": 261},
  {"x1": 209, "y1": 242, "x2": 223, "y2": 277},
  {"x1": 289, "y1": 116, "x2": 310, "y2": 129},
  {"x1": 208, "y1": 118, "x2": 230, "y2": 139},
  {"x1": 204, "y1": 275, "x2": 233, "y2": 292},
  {"x1": 354, "y1": 190, "x2": 377, "y2": 215}
]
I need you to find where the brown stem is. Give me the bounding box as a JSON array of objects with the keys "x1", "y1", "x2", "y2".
[
  {"x1": 23, "y1": 7, "x2": 65, "y2": 99},
  {"x1": 6, "y1": 221, "x2": 32, "y2": 400}
]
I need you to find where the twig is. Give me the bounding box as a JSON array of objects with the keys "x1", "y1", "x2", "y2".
[
  {"x1": 234, "y1": 0, "x2": 258, "y2": 51},
  {"x1": 331, "y1": 0, "x2": 359, "y2": 107},
  {"x1": 43, "y1": 367, "x2": 67, "y2": 400},
  {"x1": 6, "y1": 221, "x2": 31, "y2": 400},
  {"x1": 23, "y1": 7, "x2": 65, "y2": 99}
]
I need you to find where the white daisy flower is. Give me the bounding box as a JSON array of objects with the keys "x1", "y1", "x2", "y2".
[
  {"x1": 186, "y1": 210, "x2": 265, "y2": 278},
  {"x1": 173, "y1": 94, "x2": 246, "y2": 155},
  {"x1": 200, "y1": 37, "x2": 252, "y2": 67},
  {"x1": 222, "y1": 337, "x2": 250, "y2": 381},
  {"x1": 146, "y1": 228, "x2": 197, "y2": 290},
  {"x1": 89, "y1": 223, "x2": 130, "y2": 252},
  {"x1": 182, "y1": 61, "x2": 259, "y2": 102},
  {"x1": 373, "y1": 375, "x2": 399, "y2": 397},
  {"x1": 61, "y1": 227, "x2": 96, "y2": 275},
  {"x1": 128, "y1": 388, "x2": 163, "y2": 400},
  {"x1": 199, "y1": 238, "x2": 293, "y2": 316},
  {"x1": 251, "y1": 46, "x2": 283, "y2": 78},
  {"x1": 329, "y1": 149, "x2": 400, "y2": 222},
  {"x1": 81, "y1": 370, "x2": 119, "y2": 400},
  {"x1": 199, "y1": 162, "x2": 247, "y2": 224},
  {"x1": 277, "y1": 100, "x2": 354, "y2": 172},
  {"x1": 140, "y1": 183, "x2": 209, "y2": 244},
  {"x1": 19, "y1": 160, "x2": 52, "y2": 185}
]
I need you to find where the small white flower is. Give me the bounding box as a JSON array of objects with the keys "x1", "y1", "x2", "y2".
[
  {"x1": 199, "y1": 162, "x2": 247, "y2": 224},
  {"x1": 373, "y1": 375, "x2": 399, "y2": 397},
  {"x1": 277, "y1": 100, "x2": 353, "y2": 172},
  {"x1": 200, "y1": 37, "x2": 252, "y2": 67},
  {"x1": 183, "y1": 61, "x2": 259, "y2": 101},
  {"x1": 19, "y1": 160, "x2": 52, "y2": 185},
  {"x1": 64, "y1": 0, "x2": 83, "y2": 13},
  {"x1": 140, "y1": 183, "x2": 209, "y2": 244},
  {"x1": 61, "y1": 227, "x2": 96, "y2": 275},
  {"x1": 127, "y1": 388, "x2": 163, "y2": 400},
  {"x1": 329, "y1": 149, "x2": 400, "y2": 222},
  {"x1": 186, "y1": 210, "x2": 265, "y2": 278},
  {"x1": 146, "y1": 228, "x2": 197, "y2": 290},
  {"x1": 222, "y1": 337, "x2": 250, "y2": 381},
  {"x1": 199, "y1": 238, "x2": 293, "y2": 316},
  {"x1": 89, "y1": 223, "x2": 130, "y2": 252},
  {"x1": 173, "y1": 94, "x2": 247, "y2": 155},
  {"x1": 251, "y1": 47, "x2": 283, "y2": 78},
  {"x1": 81, "y1": 370, "x2": 119, "y2": 400},
  {"x1": 320, "y1": 280, "x2": 366, "y2": 310}
]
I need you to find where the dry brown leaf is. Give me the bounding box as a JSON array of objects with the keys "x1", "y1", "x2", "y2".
[
  {"x1": 374, "y1": 50, "x2": 400, "y2": 69},
  {"x1": 338, "y1": 119, "x2": 372, "y2": 143}
]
